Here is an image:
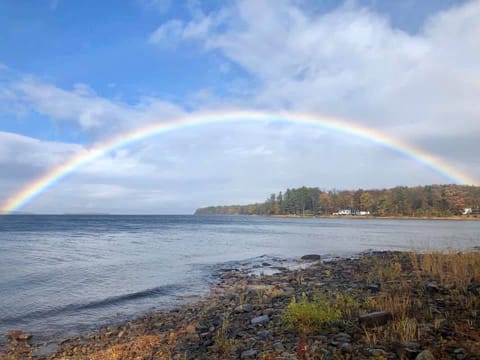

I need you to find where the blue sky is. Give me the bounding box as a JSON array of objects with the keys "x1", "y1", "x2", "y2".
[{"x1": 0, "y1": 0, "x2": 479, "y2": 213}]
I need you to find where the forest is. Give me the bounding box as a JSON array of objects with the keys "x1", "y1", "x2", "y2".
[{"x1": 194, "y1": 184, "x2": 480, "y2": 217}]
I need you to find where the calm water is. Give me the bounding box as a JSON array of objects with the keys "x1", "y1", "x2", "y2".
[{"x1": 0, "y1": 215, "x2": 479, "y2": 342}]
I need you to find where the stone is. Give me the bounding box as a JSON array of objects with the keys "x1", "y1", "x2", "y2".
[
  {"x1": 359, "y1": 311, "x2": 393, "y2": 327},
  {"x1": 241, "y1": 349, "x2": 258, "y2": 358},
  {"x1": 340, "y1": 342, "x2": 353, "y2": 353},
  {"x1": 467, "y1": 283, "x2": 480, "y2": 295},
  {"x1": 258, "y1": 329, "x2": 271, "y2": 340},
  {"x1": 235, "y1": 304, "x2": 254, "y2": 313},
  {"x1": 366, "y1": 348, "x2": 388, "y2": 357},
  {"x1": 415, "y1": 350, "x2": 435, "y2": 360},
  {"x1": 301, "y1": 254, "x2": 321, "y2": 261},
  {"x1": 366, "y1": 283, "x2": 381, "y2": 293},
  {"x1": 426, "y1": 282, "x2": 440, "y2": 292},
  {"x1": 251, "y1": 315, "x2": 269, "y2": 325},
  {"x1": 6, "y1": 330, "x2": 32, "y2": 341},
  {"x1": 32, "y1": 343, "x2": 59, "y2": 358},
  {"x1": 273, "y1": 342, "x2": 285, "y2": 351}
]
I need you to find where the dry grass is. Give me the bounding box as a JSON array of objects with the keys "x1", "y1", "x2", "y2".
[
  {"x1": 410, "y1": 251, "x2": 480, "y2": 290},
  {"x1": 89, "y1": 335, "x2": 164, "y2": 360}
]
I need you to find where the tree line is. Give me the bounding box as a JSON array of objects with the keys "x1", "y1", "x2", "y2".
[{"x1": 194, "y1": 184, "x2": 480, "y2": 217}]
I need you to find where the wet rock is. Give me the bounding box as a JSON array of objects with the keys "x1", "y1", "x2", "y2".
[
  {"x1": 6, "y1": 330, "x2": 31, "y2": 341},
  {"x1": 250, "y1": 315, "x2": 269, "y2": 325},
  {"x1": 301, "y1": 254, "x2": 321, "y2": 261},
  {"x1": 241, "y1": 349, "x2": 258, "y2": 358},
  {"x1": 415, "y1": 349, "x2": 435, "y2": 360},
  {"x1": 359, "y1": 311, "x2": 393, "y2": 327}
]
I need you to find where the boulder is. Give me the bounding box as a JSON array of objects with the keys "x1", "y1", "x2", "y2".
[{"x1": 359, "y1": 311, "x2": 393, "y2": 327}]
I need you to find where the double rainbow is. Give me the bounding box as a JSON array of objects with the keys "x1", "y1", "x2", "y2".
[{"x1": 0, "y1": 110, "x2": 476, "y2": 214}]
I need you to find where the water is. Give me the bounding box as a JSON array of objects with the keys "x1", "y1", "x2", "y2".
[{"x1": 0, "y1": 215, "x2": 478, "y2": 342}]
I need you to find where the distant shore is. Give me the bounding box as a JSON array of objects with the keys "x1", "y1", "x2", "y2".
[
  {"x1": 2, "y1": 250, "x2": 480, "y2": 359},
  {"x1": 270, "y1": 214, "x2": 480, "y2": 221}
]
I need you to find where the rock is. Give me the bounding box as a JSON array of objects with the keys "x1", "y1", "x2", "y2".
[
  {"x1": 415, "y1": 350, "x2": 435, "y2": 360},
  {"x1": 251, "y1": 315, "x2": 269, "y2": 325},
  {"x1": 366, "y1": 348, "x2": 388, "y2": 357},
  {"x1": 340, "y1": 342, "x2": 353, "y2": 353},
  {"x1": 241, "y1": 349, "x2": 258, "y2": 358},
  {"x1": 467, "y1": 282, "x2": 480, "y2": 295},
  {"x1": 366, "y1": 283, "x2": 381, "y2": 293},
  {"x1": 273, "y1": 342, "x2": 285, "y2": 351},
  {"x1": 6, "y1": 330, "x2": 32, "y2": 341},
  {"x1": 301, "y1": 254, "x2": 321, "y2": 261},
  {"x1": 258, "y1": 330, "x2": 271, "y2": 340},
  {"x1": 32, "y1": 343, "x2": 59, "y2": 357},
  {"x1": 359, "y1": 311, "x2": 393, "y2": 327},
  {"x1": 426, "y1": 282, "x2": 439, "y2": 292},
  {"x1": 235, "y1": 304, "x2": 254, "y2": 313}
]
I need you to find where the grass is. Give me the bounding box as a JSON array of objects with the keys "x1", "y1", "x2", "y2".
[
  {"x1": 213, "y1": 312, "x2": 237, "y2": 358},
  {"x1": 283, "y1": 292, "x2": 341, "y2": 334},
  {"x1": 281, "y1": 250, "x2": 479, "y2": 352}
]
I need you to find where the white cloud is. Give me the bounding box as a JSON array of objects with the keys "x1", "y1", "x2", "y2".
[
  {"x1": 148, "y1": 0, "x2": 480, "y2": 140},
  {"x1": 5, "y1": 78, "x2": 184, "y2": 136}
]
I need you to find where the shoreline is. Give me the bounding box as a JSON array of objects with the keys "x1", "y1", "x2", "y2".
[
  {"x1": 270, "y1": 214, "x2": 480, "y2": 221},
  {"x1": 2, "y1": 251, "x2": 480, "y2": 359}
]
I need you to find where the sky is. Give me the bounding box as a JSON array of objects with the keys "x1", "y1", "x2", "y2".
[{"x1": 0, "y1": 0, "x2": 479, "y2": 214}]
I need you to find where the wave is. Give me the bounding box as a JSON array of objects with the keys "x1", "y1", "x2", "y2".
[{"x1": 0, "y1": 283, "x2": 180, "y2": 324}]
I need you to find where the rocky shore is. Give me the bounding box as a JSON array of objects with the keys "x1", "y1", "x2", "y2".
[{"x1": 1, "y1": 251, "x2": 479, "y2": 359}]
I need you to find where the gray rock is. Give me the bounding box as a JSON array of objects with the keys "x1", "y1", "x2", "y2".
[
  {"x1": 257, "y1": 329, "x2": 271, "y2": 340},
  {"x1": 415, "y1": 350, "x2": 435, "y2": 360},
  {"x1": 273, "y1": 342, "x2": 285, "y2": 351},
  {"x1": 301, "y1": 254, "x2": 321, "y2": 261},
  {"x1": 241, "y1": 349, "x2": 258, "y2": 358},
  {"x1": 234, "y1": 304, "x2": 254, "y2": 313},
  {"x1": 359, "y1": 311, "x2": 393, "y2": 327},
  {"x1": 340, "y1": 342, "x2": 353, "y2": 353},
  {"x1": 426, "y1": 282, "x2": 440, "y2": 292},
  {"x1": 32, "y1": 343, "x2": 59, "y2": 357},
  {"x1": 251, "y1": 315, "x2": 269, "y2": 325}
]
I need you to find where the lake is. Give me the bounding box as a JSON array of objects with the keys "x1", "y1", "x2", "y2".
[{"x1": 0, "y1": 215, "x2": 478, "y2": 342}]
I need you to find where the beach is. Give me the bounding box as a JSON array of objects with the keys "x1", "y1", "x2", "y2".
[{"x1": 2, "y1": 250, "x2": 480, "y2": 359}]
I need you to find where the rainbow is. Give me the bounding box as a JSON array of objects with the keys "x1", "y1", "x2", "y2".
[{"x1": 0, "y1": 110, "x2": 477, "y2": 214}]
